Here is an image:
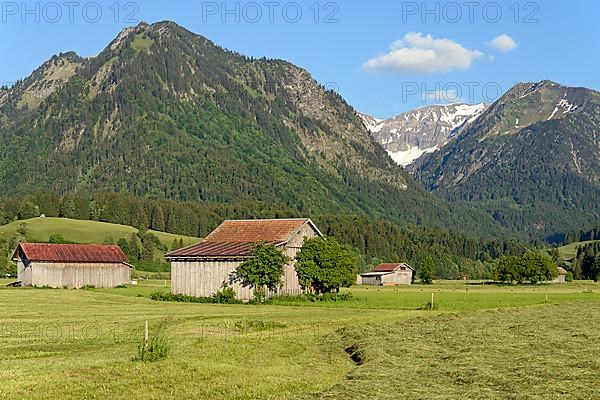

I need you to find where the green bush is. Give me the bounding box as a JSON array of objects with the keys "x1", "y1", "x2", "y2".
[
  {"x1": 149, "y1": 290, "x2": 241, "y2": 304},
  {"x1": 214, "y1": 284, "x2": 238, "y2": 304}
]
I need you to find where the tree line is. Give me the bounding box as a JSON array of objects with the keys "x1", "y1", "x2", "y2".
[
  {"x1": 0, "y1": 191, "x2": 530, "y2": 279},
  {"x1": 569, "y1": 242, "x2": 600, "y2": 281}
]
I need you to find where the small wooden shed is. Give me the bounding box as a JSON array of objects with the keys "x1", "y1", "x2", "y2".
[
  {"x1": 165, "y1": 218, "x2": 322, "y2": 301},
  {"x1": 554, "y1": 267, "x2": 568, "y2": 284},
  {"x1": 360, "y1": 262, "x2": 414, "y2": 286},
  {"x1": 13, "y1": 243, "x2": 132, "y2": 288}
]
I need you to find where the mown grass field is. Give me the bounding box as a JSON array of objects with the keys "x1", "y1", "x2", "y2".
[{"x1": 1, "y1": 280, "x2": 599, "y2": 399}]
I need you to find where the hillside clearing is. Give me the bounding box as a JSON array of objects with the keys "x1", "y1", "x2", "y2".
[
  {"x1": 557, "y1": 240, "x2": 600, "y2": 260},
  {"x1": 0, "y1": 217, "x2": 199, "y2": 260}
]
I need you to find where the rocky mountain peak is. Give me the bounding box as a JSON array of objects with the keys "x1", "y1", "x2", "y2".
[
  {"x1": 360, "y1": 103, "x2": 487, "y2": 166},
  {"x1": 0, "y1": 51, "x2": 83, "y2": 110}
]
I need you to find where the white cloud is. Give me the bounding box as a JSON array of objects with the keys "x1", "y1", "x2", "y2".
[
  {"x1": 363, "y1": 32, "x2": 484, "y2": 74},
  {"x1": 487, "y1": 34, "x2": 518, "y2": 53}
]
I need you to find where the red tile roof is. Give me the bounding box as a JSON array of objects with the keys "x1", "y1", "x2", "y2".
[
  {"x1": 14, "y1": 243, "x2": 128, "y2": 263},
  {"x1": 557, "y1": 267, "x2": 568, "y2": 275},
  {"x1": 204, "y1": 219, "x2": 311, "y2": 243},
  {"x1": 166, "y1": 241, "x2": 278, "y2": 258},
  {"x1": 166, "y1": 218, "x2": 320, "y2": 258},
  {"x1": 374, "y1": 263, "x2": 414, "y2": 272}
]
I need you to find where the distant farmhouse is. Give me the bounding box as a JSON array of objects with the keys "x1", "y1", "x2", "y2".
[
  {"x1": 554, "y1": 267, "x2": 568, "y2": 284},
  {"x1": 360, "y1": 262, "x2": 414, "y2": 286},
  {"x1": 13, "y1": 243, "x2": 132, "y2": 288},
  {"x1": 165, "y1": 218, "x2": 322, "y2": 301}
]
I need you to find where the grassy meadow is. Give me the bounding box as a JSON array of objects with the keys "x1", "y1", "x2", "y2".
[
  {"x1": 557, "y1": 240, "x2": 600, "y2": 260},
  {"x1": 1, "y1": 280, "x2": 599, "y2": 399}
]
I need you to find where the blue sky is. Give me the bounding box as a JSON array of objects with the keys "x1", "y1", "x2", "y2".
[{"x1": 1, "y1": 0, "x2": 598, "y2": 118}]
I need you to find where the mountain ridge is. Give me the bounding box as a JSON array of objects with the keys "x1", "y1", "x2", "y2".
[
  {"x1": 0, "y1": 21, "x2": 506, "y2": 238},
  {"x1": 411, "y1": 80, "x2": 600, "y2": 238},
  {"x1": 359, "y1": 103, "x2": 487, "y2": 166}
]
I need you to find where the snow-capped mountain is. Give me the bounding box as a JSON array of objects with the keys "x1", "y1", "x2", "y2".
[{"x1": 359, "y1": 103, "x2": 487, "y2": 166}]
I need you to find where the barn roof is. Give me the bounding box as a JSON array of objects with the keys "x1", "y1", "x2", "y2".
[
  {"x1": 557, "y1": 266, "x2": 568, "y2": 275},
  {"x1": 204, "y1": 218, "x2": 320, "y2": 243},
  {"x1": 165, "y1": 218, "x2": 321, "y2": 259},
  {"x1": 13, "y1": 243, "x2": 128, "y2": 264},
  {"x1": 374, "y1": 262, "x2": 414, "y2": 272},
  {"x1": 360, "y1": 271, "x2": 393, "y2": 277},
  {"x1": 165, "y1": 241, "x2": 278, "y2": 259}
]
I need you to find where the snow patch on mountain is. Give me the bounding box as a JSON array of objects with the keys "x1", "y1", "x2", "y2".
[
  {"x1": 360, "y1": 103, "x2": 487, "y2": 166},
  {"x1": 387, "y1": 145, "x2": 439, "y2": 167}
]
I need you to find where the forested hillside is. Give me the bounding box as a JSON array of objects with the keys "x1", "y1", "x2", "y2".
[
  {"x1": 412, "y1": 81, "x2": 600, "y2": 240},
  {"x1": 0, "y1": 21, "x2": 504, "y2": 239}
]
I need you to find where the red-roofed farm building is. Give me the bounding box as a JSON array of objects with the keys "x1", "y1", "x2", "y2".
[
  {"x1": 13, "y1": 243, "x2": 132, "y2": 288},
  {"x1": 360, "y1": 263, "x2": 414, "y2": 286},
  {"x1": 165, "y1": 218, "x2": 322, "y2": 301}
]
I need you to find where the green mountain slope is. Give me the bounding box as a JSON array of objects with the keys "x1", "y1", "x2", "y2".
[
  {"x1": 412, "y1": 81, "x2": 600, "y2": 239},
  {"x1": 0, "y1": 21, "x2": 505, "y2": 237}
]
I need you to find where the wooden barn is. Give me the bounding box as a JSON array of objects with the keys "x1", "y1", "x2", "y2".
[
  {"x1": 360, "y1": 262, "x2": 414, "y2": 286},
  {"x1": 165, "y1": 218, "x2": 323, "y2": 301},
  {"x1": 554, "y1": 267, "x2": 568, "y2": 284},
  {"x1": 13, "y1": 243, "x2": 132, "y2": 288}
]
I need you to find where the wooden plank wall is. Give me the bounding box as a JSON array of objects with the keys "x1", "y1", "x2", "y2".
[{"x1": 29, "y1": 262, "x2": 130, "y2": 288}]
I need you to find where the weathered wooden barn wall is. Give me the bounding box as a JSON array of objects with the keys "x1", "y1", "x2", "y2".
[
  {"x1": 25, "y1": 262, "x2": 130, "y2": 288},
  {"x1": 361, "y1": 275, "x2": 382, "y2": 286},
  {"x1": 382, "y1": 270, "x2": 412, "y2": 285},
  {"x1": 17, "y1": 260, "x2": 32, "y2": 286},
  {"x1": 171, "y1": 259, "x2": 252, "y2": 300},
  {"x1": 281, "y1": 223, "x2": 319, "y2": 295}
]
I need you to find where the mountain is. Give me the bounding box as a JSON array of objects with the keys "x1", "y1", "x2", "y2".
[
  {"x1": 0, "y1": 21, "x2": 503, "y2": 237},
  {"x1": 359, "y1": 103, "x2": 486, "y2": 166},
  {"x1": 411, "y1": 80, "x2": 600, "y2": 239},
  {"x1": 0, "y1": 52, "x2": 83, "y2": 110}
]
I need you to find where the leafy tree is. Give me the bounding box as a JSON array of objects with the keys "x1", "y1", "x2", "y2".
[
  {"x1": 295, "y1": 237, "x2": 357, "y2": 294},
  {"x1": 236, "y1": 243, "x2": 291, "y2": 302},
  {"x1": 127, "y1": 233, "x2": 142, "y2": 261},
  {"x1": 18, "y1": 201, "x2": 38, "y2": 219},
  {"x1": 495, "y1": 252, "x2": 557, "y2": 284},
  {"x1": 521, "y1": 252, "x2": 557, "y2": 284},
  {"x1": 141, "y1": 237, "x2": 155, "y2": 262},
  {"x1": 117, "y1": 238, "x2": 130, "y2": 258},
  {"x1": 496, "y1": 256, "x2": 521, "y2": 283},
  {"x1": 420, "y1": 256, "x2": 436, "y2": 284}
]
